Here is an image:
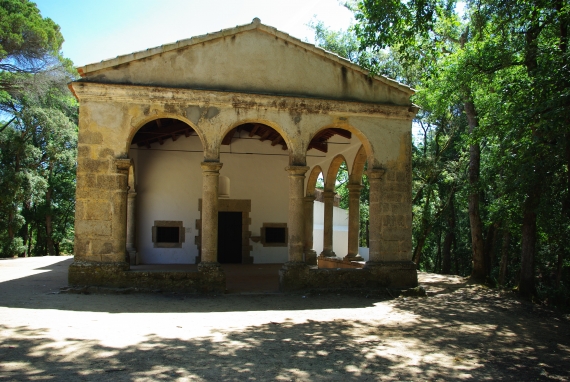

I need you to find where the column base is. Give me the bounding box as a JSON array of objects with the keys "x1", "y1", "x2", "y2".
[
  {"x1": 279, "y1": 262, "x2": 310, "y2": 291},
  {"x1": 364, "y1": 261, "x2": 418, "y2": 288},
  {"x1": 319, "y1": 250, "x2": 336, "y2": 258},
  {"x1": 127, "y1": 248, "x2": 137, "y2": 265},
  {"x1": 68, "y1": 260, "x2": 130, "y2": 287},
  {"x1": 197, "y1": 262, "x2": 226, "y2": 293},
  {"x1": 344, "y1": 254, "x2": 364, "y2": 262},
  {"x1": 304, "y1": 250, "x2": 317, "y2": 266}
]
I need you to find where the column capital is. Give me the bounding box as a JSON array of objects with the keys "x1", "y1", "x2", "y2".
[
  {"x1": 368, "y1": 168, "x2": 386, "y2": 180},
  {"x1": 347, "y1": 184, "x2": 364, "y2": 193},
  {"x1": 285, "y1": 165, "x2": 309, "y2": 176},
  {"x1": 127, "y1": 191, "x2": 137, "y2": 198},
  {"x1": 304, "y1": 195, "x2": 316, "y2": 202},
  {"x1": 201, "y1": 161, "x2": 223, "y2": 173},
  {"x1": 322, "y1": 191, "x2": 336, "y2": 199},
  {"x1": 115, "y1": 158, "x2": 132, "y2": 175}
]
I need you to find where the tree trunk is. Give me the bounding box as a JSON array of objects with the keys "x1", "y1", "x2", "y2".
[
  {"x1": 484, "y1": 223, "x2": 498, "y2": 277},
  {"x1": 454, "y1": 234, "x2": 459, "y2": 275},
  {"x1": 442, "y1": 196, "x2": 456, "y2": 274},
  {"x1": 435, "y1": 228, "x2": 442, "y2": 273},
  {"x1": 413, "y1": 188, "x2": 433, "y2": 266},
  {"x1": 499, "y1": 229, "x2": 511, "y2": 286},
  {"x1": 413, "y1": 232, "x2": 430, "y2": 267},
  {"x1": 556, "y1": 250, "x2": 564, "y2": 288},
  {"x1": 519, "y1": 188, "x2": 540, "y2": 297},
  {"x1": 464, "y1": 98, "x2": 486, "y2": 281},
  {"x1": 20, "y1": 222, "x2": 29, "y2": 257},
  {"x1": 27, "y1": 224, "x2": 33, "y2": 256},
  {"x1": 45, "y1": 164, "x2": 56, "y2": 257},
  {"x1": 441, "y1": 231, "x2": 454, "y2": 274}
]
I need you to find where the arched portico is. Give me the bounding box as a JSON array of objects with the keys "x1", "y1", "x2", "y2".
[{"x1": 68, "y1": 19, "x2": 418, "y2": 292}]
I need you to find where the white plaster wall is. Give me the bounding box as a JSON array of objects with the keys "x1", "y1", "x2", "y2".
[
  {"x1": 312, "y1": 201, "x2": 349, "y2": 256},
  {"x1": 130, "y1": 131, "x2": 291, "y2": 264},
  {"x1": 131, "y1": 135, "x2": 203, "y2": 264},
  {"x1": 358, "y1": 247, "x2": 370, "y2": 262},
  {"x1": 220, "y1": 132, "x2": 290, "y2": 264},
  {"x1": 130, "y1": 129, "x2": 370, "y2": 264}
]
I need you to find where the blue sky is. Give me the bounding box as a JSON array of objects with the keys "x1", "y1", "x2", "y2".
[{"x1": 34, "y1": 0, "x2": 354, "y2": 67}]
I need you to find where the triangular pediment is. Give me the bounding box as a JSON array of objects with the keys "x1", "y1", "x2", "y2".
[{"x1": 76, "y1": 18, "x2": 413, "y2": 105}]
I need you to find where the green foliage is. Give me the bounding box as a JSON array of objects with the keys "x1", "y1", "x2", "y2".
[
  {"x1": 0, "y1": 0, "x2": 63, "y2": 67},
  {"x1": 0, "y1": 0, "x2": 78, "y2": 257},
  {"x1": 347, "y1": 0, "x2": 570, "y2": 305}
]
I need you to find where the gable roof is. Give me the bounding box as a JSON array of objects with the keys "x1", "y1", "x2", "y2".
[{"x1": 76, "y1": 18, "x2": 414, "y2": 104}]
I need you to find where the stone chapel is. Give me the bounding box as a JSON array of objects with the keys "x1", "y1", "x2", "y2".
[{"x1": 68, "y1": 18, "x2": 418, "y2": 292}]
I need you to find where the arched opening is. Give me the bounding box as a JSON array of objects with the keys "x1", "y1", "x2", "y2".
[
  {"x1": 128, "y1": 117, "x2": 202, "y2": 266},
  {"x1": 208, "y1": 122, "x2": 291, "y2": 291},
  {"x1": 306, "y1": 124, "x2": 373, "y2": 267}
]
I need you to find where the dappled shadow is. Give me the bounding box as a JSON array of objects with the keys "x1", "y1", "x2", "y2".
[
  {"x1": 1, "y1": 261, "x2": 569, "y2": 380},
  {"x1": 1, "y1": 312, "x2": 568, "y2": 381},
  {"x1": 388, "y1": 284, "x2": 570, "y2": 381}
]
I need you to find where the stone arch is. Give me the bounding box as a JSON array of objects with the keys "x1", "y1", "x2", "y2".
[
  {"x1": 221, "y1": 118, "x2": 294, "y2": 155},
  {"x1": 126, "y1": 112, "x2": 205, "y2": 154},
  {"x1": 350, "y1": 145, "x2": 367, "y2": 184},
  {"x1": 324, "y1": 154, "x2": 348, "y2": 192},
  {"x1": 219, "y1": 175, "x2": 230, "y2": 198},
  {"x1": 308, "y1": 123, "x2": 375, "y2": 167},
  {"x1": 306, "y1": 165, "x2": 323, "y2": 197}
]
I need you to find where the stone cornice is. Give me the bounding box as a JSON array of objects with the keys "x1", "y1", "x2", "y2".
[{"x1": 69, "y1": 82, "x2": 419, "y2": 120}]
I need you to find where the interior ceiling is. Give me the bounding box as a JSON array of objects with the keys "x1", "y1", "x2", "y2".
[{"x1": 131, "y1": 119, "x2": 351, "y2": 153}]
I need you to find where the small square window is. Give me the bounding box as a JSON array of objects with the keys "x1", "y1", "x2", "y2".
[
  {"x1": 152, "y1": 221, "x2": 185, "y2": 248},
  {"x1": 156, "y1": 227, "x2": 180, "y2": 243},
  {"x1": 265, "y1": 227, "x2": 286, "y2": 244},
  {"x1": 260, "y1": 223, "x2": 287, "y2": 247}
]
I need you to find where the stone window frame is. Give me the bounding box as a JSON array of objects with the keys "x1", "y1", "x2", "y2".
[
  {"x1": 152, "y1": 220, "x2": 185, "y2": 248},
  {"x1": 260, "y1": 223, "x2": 288, "y2": 247}
]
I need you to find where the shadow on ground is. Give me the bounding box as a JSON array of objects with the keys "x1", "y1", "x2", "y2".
[{"x1": 1, "y1": 310, "x2": 568, "y2": 381}]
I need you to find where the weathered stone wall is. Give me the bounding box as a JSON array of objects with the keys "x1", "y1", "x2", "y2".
[
  {"x1": 78, "y1": 20, "x2": 413, "y2": 106},
  {"x1": 70, "y1": 75, "x2": 416, "y2": 291}
]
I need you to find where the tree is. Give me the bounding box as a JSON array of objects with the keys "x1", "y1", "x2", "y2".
[
  {"x1": 0, "y1": 0, "x2": 78, "y2": 257},
  {"x1": 348, "y1": 0, "x2": 570, "y2": 303}
]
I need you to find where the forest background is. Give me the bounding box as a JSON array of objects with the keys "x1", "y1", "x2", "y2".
[{"x1": 0, "y1": 0, "x2": 568, "y2": 307}]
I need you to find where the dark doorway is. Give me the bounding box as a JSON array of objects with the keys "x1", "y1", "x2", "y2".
[{"x1": 218, "y1": 211, "x2": 242, "y2": 263}]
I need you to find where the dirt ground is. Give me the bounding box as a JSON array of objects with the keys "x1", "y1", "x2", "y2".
[{"x1": 0, "y1": 256, "x2": 569, "y2": 381}]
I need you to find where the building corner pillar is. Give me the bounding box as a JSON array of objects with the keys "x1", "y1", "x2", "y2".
[
  {"x1": 126, "y1": 191, "x2": 137, "y2": 265},
  {"x1": 365, "y1": 168, "x2": 417, "y2": 288}
]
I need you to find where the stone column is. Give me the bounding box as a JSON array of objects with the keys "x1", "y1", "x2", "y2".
[
  {"x1": 320, "y1": 191, "x2": 336, "y2": 257},
  {"x1": 366, "y1": 169, "x2": 384, "y2": 264},
  {"x1": 197, "y1": 161, "x2": 225, "y2": 292},
  {"x1": 113, "y1": 159, "x2": 131, "y2": 264},
  {"x1": 344, "y1": 184, "x2": 364, "y2": 261},
  {"x1": 286, "y1": 166, "x2": 309, "y2": 263},
  {"x1": 126, "y1": 191, "x2": 137, "y2": 265},
  {"x1": 279, "y1": 166, "x2": 310, "y2": 291},
  {"x1": 303, "y1": 196, "x2": 317, "y2": 265},
  {"x1": 199, "y1": 162, "x2": 223, "y2": 265}
]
